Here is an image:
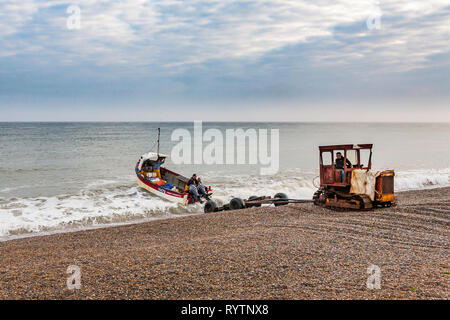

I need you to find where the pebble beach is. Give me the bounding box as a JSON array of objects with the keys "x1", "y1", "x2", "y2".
[{"x1": 0, "y1": 187, "x2": 448, "y2": 300}]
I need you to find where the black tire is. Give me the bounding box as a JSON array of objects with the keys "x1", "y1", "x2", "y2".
[
  {"x1": 248, "y1": 195, "x2": 261, "y2": 207},
  {"x1": 229, "y1": 198, "x2": 245, "y2": 210},
  {"x1": 204, "y1": 200, "x2": 218, "y2": 213},
  {"x1": 274, "y1": 192, "x2": 288, "y2": 206}
]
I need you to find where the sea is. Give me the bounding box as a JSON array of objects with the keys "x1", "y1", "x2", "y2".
[{"x1": 1, "y1": 122, "x2": 449, "y2": 240}]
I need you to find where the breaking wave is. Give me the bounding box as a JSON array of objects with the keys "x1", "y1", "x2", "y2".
[
  {"x1": 0, "y1": 168, "x2": 449, "y2": 240},
  {"x1": 394, "y1": 168, "x2": 450, "y2": 191},
  {"x1": 0, "y1": 184, "x2": 203, "y2": 241}
]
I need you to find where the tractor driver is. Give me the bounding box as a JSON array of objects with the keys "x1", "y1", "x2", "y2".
[{"x1": 335, "y1": 152, "x2": 352, "y2": 183}]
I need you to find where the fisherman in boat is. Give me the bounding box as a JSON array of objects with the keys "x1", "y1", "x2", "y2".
[
  {"x1": 187, "y1": 174, "x2": 203, "y2": 204},
  {"x1": 197, "y1": 177, "x2": 210, "y2": 200}
]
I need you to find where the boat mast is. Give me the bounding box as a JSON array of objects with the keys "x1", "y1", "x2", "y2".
[{"x1": 157, "y1": 127, "x2": 160, "y2": 156}]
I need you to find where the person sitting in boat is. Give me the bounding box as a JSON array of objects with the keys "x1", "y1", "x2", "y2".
[
  {"x1": 187, "y1": 174, "x2": 203, "y2": 204},
  {"x1": 197, "y1": 177, "x2": 210, "y2": 200},
  {"x1": 153, "y1": 158, "x2": 164, "y2": 179},
  {"x1": 187, "y1": 174, "x2": 198, "y2": 187}
]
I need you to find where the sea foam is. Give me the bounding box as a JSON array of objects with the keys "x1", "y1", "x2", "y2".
[{"x1": 0, "y1": 168, "x2": 449, "y2": 240}]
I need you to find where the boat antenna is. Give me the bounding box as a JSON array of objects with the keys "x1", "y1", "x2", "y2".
[{"x1": 157, "y1": 127, "x2": 160, "y2": 156}]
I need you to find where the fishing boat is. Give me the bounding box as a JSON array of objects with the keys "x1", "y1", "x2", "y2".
[{"x1": 135, "y1": 129, "x2": 211, "y2": 205}]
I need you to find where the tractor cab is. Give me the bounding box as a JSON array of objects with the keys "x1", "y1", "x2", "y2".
[
  {"x1": 314, "y1": 144, "x2": 395, "y2": 210},
  {"x1": 319, "y1": 144, "x2": 373, "y2": 187}
]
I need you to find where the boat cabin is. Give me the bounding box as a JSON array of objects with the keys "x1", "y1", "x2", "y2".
[
  {"x1": 138, "y1": 152, "x2": 167, "y2": 178},
  {"x1": 136, "y1": 152, "x2": 189, "y2": 195}
]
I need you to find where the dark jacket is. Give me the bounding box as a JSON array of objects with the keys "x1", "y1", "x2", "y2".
[
  {"x1": 187, "y1": 177, "x2": 198, "y2": 186},
  {"x1": 335, "y1": 157, "x2": 352, "y2": 169}
]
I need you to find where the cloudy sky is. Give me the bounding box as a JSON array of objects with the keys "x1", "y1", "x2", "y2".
[{"x1": 0, "y1": 0, "x2": 449, "y2": 121}]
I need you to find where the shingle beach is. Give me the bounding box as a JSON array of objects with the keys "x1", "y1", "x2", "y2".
[{"x1": 0, "y1": 187, "x2": 448, "y2": 299}]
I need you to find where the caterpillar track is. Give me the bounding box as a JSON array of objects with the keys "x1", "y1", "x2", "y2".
[{"x1": 313, "y1": 189, "x2": 373, "y2": 211}]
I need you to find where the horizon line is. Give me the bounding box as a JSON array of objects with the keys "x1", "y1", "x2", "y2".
[{"x1": 1, "y1": 120, "x2": 449, "y2": 124}]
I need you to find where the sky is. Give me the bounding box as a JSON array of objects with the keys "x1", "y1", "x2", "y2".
[{"x1": 0, "y1": 0, "x2": 449, "y2": 122}]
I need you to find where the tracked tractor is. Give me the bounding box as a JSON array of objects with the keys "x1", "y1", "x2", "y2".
[{"x1": 313, "y1": 144, "x2": 395, "y2": 210}]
